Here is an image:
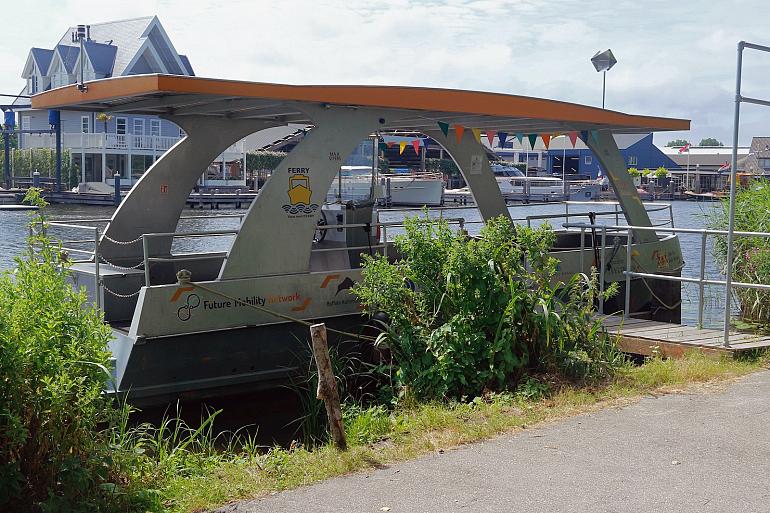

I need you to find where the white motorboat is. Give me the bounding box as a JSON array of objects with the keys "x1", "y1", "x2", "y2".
[
  {"x1": 491, "y1": 164, "x2": 600, "y2": 201},
  {"x1": 327, "y1": 166, "x2": 444, "y2": 206}
]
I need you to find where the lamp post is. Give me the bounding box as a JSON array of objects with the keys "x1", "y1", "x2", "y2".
[{"x1": 591, "y1": 49, "x2": 617, "y2": 109}]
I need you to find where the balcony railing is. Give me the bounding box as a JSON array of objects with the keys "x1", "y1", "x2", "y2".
[{"x1": 20, "y1": 132, "x2": 245, "y2": 154}]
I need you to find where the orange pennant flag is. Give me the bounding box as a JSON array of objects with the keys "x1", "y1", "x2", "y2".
[
  {"x1": 568, "y1": 131, "x2": 578, "y2": 147},
  {"x1": 471, "y1": 128, "x2": 482, "y2": 142},
  {"x1": 541, "y1": 134, "x2": 551, "y2": 149},
  {"x1": 399, "y1": 141, "x2": 407, "y2": 155},
  {"x1": 454, "y1": 124, "x2": 465, "y2": 144},
  {"x1": 411, "y1": 139, "x2": 421, "y2": 155},
  {"x1": 486, "y1": 131, "x2": 495, "y2": 146}
]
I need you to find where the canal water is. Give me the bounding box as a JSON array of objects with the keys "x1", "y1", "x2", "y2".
[{"x1": 0, "y1": 200, "x2": 726, "y2": 327}]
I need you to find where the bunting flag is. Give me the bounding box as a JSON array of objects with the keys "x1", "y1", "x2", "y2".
[
  {"x1": 552, "y1": 131, "x2": 562, "y2": 138},
  {"x1": 471, "y1": 128, "x2": 482, "y2": 142},
  {"x1": 486, "y1": 131, "x2": 496, "y2": 146},
  {"x1": 411, "y1": 139, "x2": 421, "y2": 155},
  {"x1": 378, "y1": 142, "x2": 388, "y2": 152},
  {"x1": 579, "y1": 131, "x2": 589, "y2": 144},
  {"x1": 386, "y1": 141, "x2": 396, "y2": 149},
  {"x1": 437, "y1": 121, "x2": 450, "y2": 137},
  {"x1": 541, "y1": 134, "x2": 551, "y2": 149},
  {"x1": 568, "y1": 131, "x2": 578, "y2": 148},
  {"x1": 399, "y1": 141, "x2": 407, "y2": 155},
  {"x1": 527, "y1": 133, "x2": 538, "y2": 149},
  {"x1": 454, "y1": 124, "x2": 465, "y2": 144},
  {"x1": 515, "y1": 133, "x2": 524, "y2": 145},
  {"x1": 590, "y1": 129, "x2": 599, "y2": 142},
  {"x1": 498, "y1": 132, "x2": 509, "y2": 147}
]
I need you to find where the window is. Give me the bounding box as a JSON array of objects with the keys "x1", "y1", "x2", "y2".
[
  {"x1": 81, "y1": 116, "x2": 91, "y2": 133},
  {"x1": 29, "y1": 75, "x2": 38, "y2": 94},
  {"x1": 759, "y1": 158, "x2": 770, "y2": 169},
  {"x1": 21, "y1": 116, "x2": 30, "y2": 131},
  {"x1": 628, "y1": 155, "x2": 638, "y2": 166},
  {"x1": 585, "y1": 155, "x2": 592, "y2": 165},
  {"x1": 150, "y1": 119, "x2": 160, "y2": 137},
  {"x1": 116, "y1": 117, "x2": 127, "y2": 135},
  {"x1": 133, "y1": 118, "x2": 145, "y2": 135}
]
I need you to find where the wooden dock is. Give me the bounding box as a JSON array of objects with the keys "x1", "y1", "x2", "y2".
[{"x1": 600, "y1": 315, "x2": 770, "y2": 358}]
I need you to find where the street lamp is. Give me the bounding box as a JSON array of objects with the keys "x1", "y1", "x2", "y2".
[{"x1": 591, "y1": 49, "x2": 617, "y2": 109}]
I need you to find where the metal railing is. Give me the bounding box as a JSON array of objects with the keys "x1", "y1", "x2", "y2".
[{"x1": 564, "y1": 221, "x2": 770, "y2": 346}]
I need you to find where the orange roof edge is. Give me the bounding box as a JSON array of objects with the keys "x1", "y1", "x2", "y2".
[{"x1": 31, "y1": 74, "x2": 690, "y2": 132}]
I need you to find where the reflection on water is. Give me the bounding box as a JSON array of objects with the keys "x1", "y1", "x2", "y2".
[{"x1": 1, "y1": 200, "x2": 723, "y2": 326}]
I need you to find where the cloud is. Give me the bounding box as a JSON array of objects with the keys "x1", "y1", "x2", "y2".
[{"x1": 3, "y1": 0, "x2": 768, "y2": 145}]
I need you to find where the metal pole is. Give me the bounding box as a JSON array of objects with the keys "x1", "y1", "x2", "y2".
[
  {"x1": 3, "y1": 132, "x2": 9, "y2": 189},
  {"x1": 698, "y1": 231, "x2": 707, "y2": 328},
  {"x1": 55, "y1": 115, "x2": 62, "y2": 192},
  {"x1": 625, "y1": 228, "x2": 633, "y2": 318},
  {"x1": 93, "y1": 227, "x2": 101, "y2": 310},
  {"x1": 143, "y1": 235, "x2": 151, "y2": 287},
  {"x1": 723, "y1": 41, "x2": 745, "y2": 347},
  {"x1": 599, "y1": 226, "x2": 606, "y2": 314},
  {"x1": 579, "y1": 226, "x2": 585, "y2": 272},
  {"x1": 602, "y1": 70, "x2": 607, "y2": 109}
]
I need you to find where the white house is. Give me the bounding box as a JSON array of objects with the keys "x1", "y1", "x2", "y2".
[{"x1": 16, "y1": 16, "x2": 245, "y2": 187}]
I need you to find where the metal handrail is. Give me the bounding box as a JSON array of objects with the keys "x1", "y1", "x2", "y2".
[{"x1": 564, "y1": 220, "x2": 770, "y2": 347}]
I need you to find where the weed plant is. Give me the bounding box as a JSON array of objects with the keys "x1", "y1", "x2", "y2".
[
  {"x1": 710, "y1": 181, "x2": 770, "y2": 326},
  {"x1": 353, "y1": 213, "x2": 623, "y2": 401}
]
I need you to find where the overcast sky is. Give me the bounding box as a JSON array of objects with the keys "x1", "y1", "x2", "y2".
[{"x1": 2, "y1": 0, "x2": 769, "y2": 146}]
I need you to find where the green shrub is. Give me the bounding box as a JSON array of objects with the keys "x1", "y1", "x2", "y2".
[
  {"x1": 0, "y1": 191, "x2": 148, "y2": 512},
  {"x1": 710, "y1": 181, "x2": 770, "y2": 324},
  {"x1": 353, "y1": 214, "x2": 622, "y2": 401}
]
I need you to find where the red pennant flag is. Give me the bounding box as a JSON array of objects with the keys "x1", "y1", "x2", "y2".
[
  {"x1": 386, "y1": 142, "x2": 395, "y2": 149},
  {"x1": 541, "y1": 134, "x2": 551, "y2": 149},
  {"x1": 454, "y1": 124, "x2": 465, "y2": 144},
  {"x1": 486, "y1": 131, "x2": 495, "y2": 146},
  {"x1": 568, "y1": 131, "x2": 578, "y2": 148},
  {"x1": 412, "y1": 139, "x2": 421, "y2": 155},
  {"x1": 399, "y1": 141, "x2": 407, "y2": 155}
]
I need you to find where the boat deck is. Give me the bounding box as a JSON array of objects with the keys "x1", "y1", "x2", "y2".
[{"x1": 600, "y1": 315, "x2": 770, "y2": 358}]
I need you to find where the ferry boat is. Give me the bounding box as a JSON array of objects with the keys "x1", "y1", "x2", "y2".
[{"x1": 30, "y1": 74, "x2": 689, "y2": 405}]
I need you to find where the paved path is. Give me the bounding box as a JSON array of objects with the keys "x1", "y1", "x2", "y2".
[{"x1": 216, "y1": 371, "x2": 770, "y2": 513}]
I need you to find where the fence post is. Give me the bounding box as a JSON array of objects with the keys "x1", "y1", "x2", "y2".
[
  {"x1": 599, "y1": 227, "x2": 607, "y2": 314},
  {"x1": 698, "y1": 231, "x2": 707, "y2": 328},
  {"x1": 625, "y1": 228, "x2": 633, "y2": 318},
  {"x1": 310, "y1": 323, "x2": 347, "y2": 450}
]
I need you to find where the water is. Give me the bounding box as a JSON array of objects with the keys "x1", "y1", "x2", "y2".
[{"x1": 0, "y1": 200, "x2": 725, "y2": 326}]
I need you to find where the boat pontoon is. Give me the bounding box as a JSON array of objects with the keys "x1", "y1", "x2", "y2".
[{"x1": 31, "y1": 75, "x2": 690, "y2": 405}]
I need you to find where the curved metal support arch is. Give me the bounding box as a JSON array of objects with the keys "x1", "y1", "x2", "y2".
[
  {"x1": 99, "y1": 116, "x2": 279, "y2": 262},
  {"x1": 220, "y1": 106, "x2": 385, "y2": 280},
  {"x1": 424, "y1": 129, "x2": 510, "y2": 221},
  {"x1": 585, "y1": 130, "x2": 655, "y2": 243}
]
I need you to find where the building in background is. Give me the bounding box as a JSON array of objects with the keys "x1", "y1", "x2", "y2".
[{"x1": 14, "y1": 16, "x2": 246, "y2": 188}]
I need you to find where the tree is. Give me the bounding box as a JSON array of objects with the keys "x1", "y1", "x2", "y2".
[
  {"x1": 666, "y1": 139, "x2": 690, "y2": 147},
  {"x1": 699, "y1": 138, "x2": 723, "y2": 147}
]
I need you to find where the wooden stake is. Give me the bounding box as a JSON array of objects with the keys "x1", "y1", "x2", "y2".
[{"x1": 310, "y1": 323, "x2": 347, "y2": 450}]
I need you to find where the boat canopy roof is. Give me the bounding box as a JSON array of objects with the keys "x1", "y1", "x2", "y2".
[{"x1": 31, "y1": 74, "x2": 689, "y2": 134}]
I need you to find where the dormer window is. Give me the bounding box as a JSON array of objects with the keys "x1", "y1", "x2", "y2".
[{"x1": 29, "y1": 75, "x2": 38, "y2": 94}]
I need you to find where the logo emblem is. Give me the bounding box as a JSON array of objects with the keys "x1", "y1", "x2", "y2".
[
  {"x1": 282, "y1": 174, "x2": 319, "y2": 215},
  {"x1": 177, "y1": 293, "x2": 200, "y2": 321}
]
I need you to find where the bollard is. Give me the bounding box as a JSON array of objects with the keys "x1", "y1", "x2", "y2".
[
  {"x1": 32, "y1": 171, "x2": 40, "y2": 189},
  {"x1": 113, "y1": 173, "x2": 121, "y2": 205}
]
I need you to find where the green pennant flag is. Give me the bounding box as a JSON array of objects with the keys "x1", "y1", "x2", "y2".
[
  {"x1": 527, "y1": 133, "x2": 538, "y2": 149},
  {"x1": 378, "y1": 142, "x2": 388, "y2": 152},
  {"x1": 590, "y1": 129, "x2": 599, "y2": 142},
  {"x1": 437, "y1": 121, "x2": 450, "y2": 137},
  {"x1": 515, "y1": 133, "x2": 524, "y2": 145}
]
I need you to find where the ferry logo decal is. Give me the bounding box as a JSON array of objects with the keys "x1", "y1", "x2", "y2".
[
  {"x1": 282, "y1": 173, "x2": 319, "y2": 216},
  {"x1": 177, "y1": 293, "x2": 200, "y2": 322},
  {"x1": 335, "y1": 276, "x2": 355, "y2": 296}
]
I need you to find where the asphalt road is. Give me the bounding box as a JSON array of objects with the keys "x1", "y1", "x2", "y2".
[{"x1": 216, "y1": 370, "x2": 770, "y2": 513}]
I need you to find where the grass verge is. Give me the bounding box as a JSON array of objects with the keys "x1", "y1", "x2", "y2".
[{"x1": 146, "y1": 352, "x2": 770, "y2": 512}]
